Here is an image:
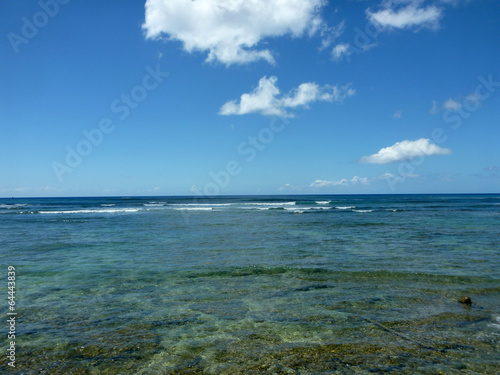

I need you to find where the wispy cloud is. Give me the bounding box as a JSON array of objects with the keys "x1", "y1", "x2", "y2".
[
  {"x1": 360, "y1": 138, "x2": 452, "y2": 164},
  {"x1": 308, "y1": 173, "x2": 417, "y2": 189},
  {"x1": 310, "y1": 176, "x2": 370, "y2": 188},
  {"x1": 443, "y1": 98, "x2": 462, "y2": 111},
  {"x1": 331, "y1": 43, "x2": 351, "y2": 61},
  {"x1": 318, "y1": 20, "x2": 346, "y2": 50},
  {"x1": 393, "y1": 110, "x2": 402, "y2": 119},
  {"x1": 279, "y1": 172, "x2": 421, "y2": 192},
  {"x1": 367, "y1": 1, "x2": 442, "y2": 31},
  {"x1": 219, "y1": 76, "x2": 355, "y2": 117},
  {"x1": 142, "y1": 0, "x2": 327, "y2": 66}
]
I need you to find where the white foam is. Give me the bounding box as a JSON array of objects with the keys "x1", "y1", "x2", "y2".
[
  {"x1": 172, "y1": 207, "x2": 213, "y2": 211},
  {"x1": 353, "y1": 209, "x2": 373, "y2": 213},
  {"x1": 100, "y1": 204, "x2": 115, "y2": 207},
  {"x1": 0, "y1": 204, "x2": 28, "y2": 209},
  {"x1": 316, "y1": 201, "x2": 331, "y2": 205},
  {"x1": 169, "y1": 203, "x2": 232, "y2": 207},
  {"x1": 243, "y1": 202, "x2": 296, "y2": 206},
  {"x1": 39, "y1": 208, "x2": 139, "y2": 214},
  {"x1": 488, "y1": 316, "x2": 500, "y2": 330},
  {"x1": 335, "y1": 206, "x2": 355, "y2": 210},
  {"x1": 285, "y1": 206, "x2": 331, "y2": 211}
]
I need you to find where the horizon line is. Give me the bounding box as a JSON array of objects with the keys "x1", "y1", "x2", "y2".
[{"x1": 1, "y1": 192, "x2": 499, "y2": 199}]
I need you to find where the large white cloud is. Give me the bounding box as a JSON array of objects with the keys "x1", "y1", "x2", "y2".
[
  {"x1": 142, "y1": 0, "x2": 326, "y2": 65},
  {"x1": 367, "y1": 1, "x2": 442, "y2": 30},
  {"x1": 360, "y1": 138, "x2": 451, "y2": 164},
  {"x1": 219, "y1": 76, "x2": 355, "y2": 117}
]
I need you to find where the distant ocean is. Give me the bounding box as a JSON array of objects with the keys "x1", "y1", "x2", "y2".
[{"x1": 1, "y1": 194, "x2": 499, "y2": 374}]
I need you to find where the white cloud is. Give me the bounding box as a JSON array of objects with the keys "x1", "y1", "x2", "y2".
[
  {"x1": 332, "y1": 43, "x2": 351, "y2": 61},
  {"x1": 360, "y1": 138, "x2": 451, "y2": 164},
  {"x1": 443, "y1": 98, "x2": 462, "y2": 111},
  {"x1": 219, "y1": 76, "x2": 355, "y2": 117},
  {"x1": 393, "y1": 110, "x2": 402, "y2": 119},
  {"x1": 319, "y1": 21, "x2": 346, "y2": 49},
  {"x1": 281, "y1": 172, "x2": 421, "y2": 192},
  {"x1": 367, "y1": 1, "x2": 442, "y2": 30},
  {"x1": 310, "y1": 176, "x2": 370, "y2": 188},
  {"x1": 142, "y1": 0, "x2": 326, "y2": 65}
]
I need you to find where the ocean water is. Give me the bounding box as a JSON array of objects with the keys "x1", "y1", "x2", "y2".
[{"x1": 1, "y1": 194, "x2": 499, "y2": 374}]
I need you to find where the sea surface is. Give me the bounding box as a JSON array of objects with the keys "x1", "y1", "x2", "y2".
[{"x1": 1, "y1": 194, "x2": 499, "y2": 374}]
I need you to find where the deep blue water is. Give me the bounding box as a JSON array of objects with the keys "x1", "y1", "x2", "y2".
[{"x1": 1, "y1": 195, "x2": 499, "y2": 374}]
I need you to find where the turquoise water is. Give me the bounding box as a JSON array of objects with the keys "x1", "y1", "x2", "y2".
[{"x1": 1, "y1": 195, "x2": 499, "y2": 374}]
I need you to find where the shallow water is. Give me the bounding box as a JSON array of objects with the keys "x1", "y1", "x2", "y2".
[{"x1": 1, "y1": 195, "x2": 499, "y2": 374}]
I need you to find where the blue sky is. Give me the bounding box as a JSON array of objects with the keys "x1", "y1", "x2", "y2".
[{"x1": 1, "y1": 0, "x2": 499, "y2": 197}]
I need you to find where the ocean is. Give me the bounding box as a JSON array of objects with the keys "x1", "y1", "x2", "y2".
[{"x1": 1, "y1": 194, "x2": 499, "y2": 374}]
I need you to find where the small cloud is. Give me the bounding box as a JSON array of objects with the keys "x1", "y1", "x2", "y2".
[
  {"x1": 393, "y1": 110, "x2": 402, "y2": 119},
  {"x1": 219, "y1": 76, "x2": 355, "y2": 117},
  {"x1": 367, "y1": 2, "x2": 442, "y2": 31},
  {"x1": 360, "y1": 138, "x2": 452, "y2": 164},
  {"x1": 319, "y1": 20, "x2": 346, "y2": 49},
  {"x1": 379, "y1": 171, "x2": 420, "y2": 182},
  {"x1": 310, "y1": 176, "x2": 370, "y2": 188},
  {"x1": 429, "y1": 100, "x2": 439, "y2": 114},
  {"x1": 331, "y1": 43, "x2": 351, "y2": 61},
  {"x1": 443, "y1": 98, "x2": 462, "y2": 111}
]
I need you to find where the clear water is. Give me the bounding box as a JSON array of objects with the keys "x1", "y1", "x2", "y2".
[{"x1": 1, "y1": 195, "x2": 499, "y2": 374}]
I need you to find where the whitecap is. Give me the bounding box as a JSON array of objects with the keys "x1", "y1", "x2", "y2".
[
  {"x1": 488, "y1": 316, "x2": 500, "y2": 330},
  {"x1": 0, "y1": 204, "x2": 28, "y2": 209},
  {"x1": 316, "y1": 201, "x2": 331, "y2": 205},
  {"x1": 243, "y1": 202, "x2": 296, "y2": 206},
  {"x1": 39, "y1": 208, "x2": 139, "y2": 214},
  {"x1": 169, "y1": 203, "x2": 232, "y2": 207},
  {"x1": 353, "y1": 209, "x2": 373, "y2": 213},
  {"x1": 335, "y1": 206, "x2": 355, "y2": 210},
  {"x1": 286, "y1": 206, "x2": 331, "y2": 211},
  {"x1": 172, "y1": 207, "x2": 213, "y2": 211}
]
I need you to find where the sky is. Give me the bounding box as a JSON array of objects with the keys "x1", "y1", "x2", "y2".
[{"x1": 1, "y1": 0, "x2": 499, "y2": 197}]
